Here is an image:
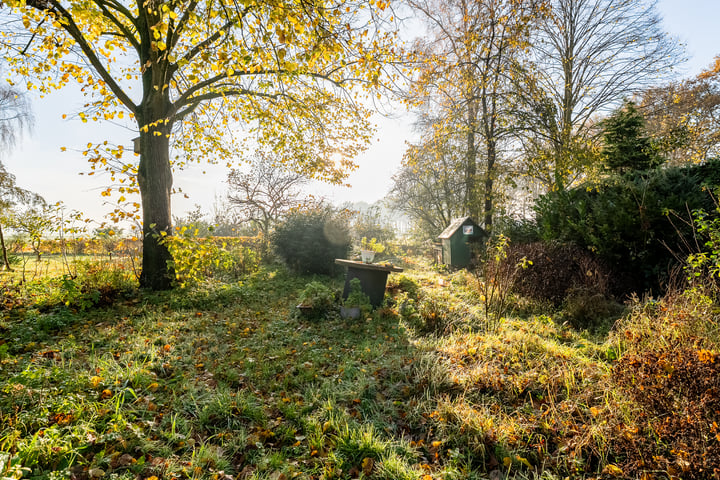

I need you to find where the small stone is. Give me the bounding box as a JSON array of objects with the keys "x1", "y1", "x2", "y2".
[{"x1": 88, "y1": 468, "x2": 105, "y2": 478}]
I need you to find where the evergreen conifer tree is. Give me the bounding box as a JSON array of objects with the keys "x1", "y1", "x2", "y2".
[{"x1": 602, "y1": 101, "x2": 664, "y2": 173}]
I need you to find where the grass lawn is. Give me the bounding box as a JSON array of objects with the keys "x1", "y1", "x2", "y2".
[{"x1": 1, "y1": 258, "x2": 718, "y2": 479}]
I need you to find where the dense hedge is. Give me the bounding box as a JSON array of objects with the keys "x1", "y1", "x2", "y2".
[
  {"x1": 271, "y1": 206, "x2": 351, "y2": 275},
  {"x1": 534, "y1": 160, "x2": 720, "y2": 295}
]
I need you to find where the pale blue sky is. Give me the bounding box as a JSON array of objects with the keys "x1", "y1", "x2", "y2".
[{"x1": 3, "y1": 0, "x2": 719, "y2": 227}]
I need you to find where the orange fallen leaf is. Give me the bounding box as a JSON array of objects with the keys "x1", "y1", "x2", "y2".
[
  {"x1": 602, "y1": 464, "x2": 624, "y2": 477},
  {"x1": 362, "y1": 457, "x2": 374, "y2": 475}
]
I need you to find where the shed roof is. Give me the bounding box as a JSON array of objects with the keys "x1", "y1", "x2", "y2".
[{"x1": 438, "y1": 216, "x2": 477, "y2": 239}]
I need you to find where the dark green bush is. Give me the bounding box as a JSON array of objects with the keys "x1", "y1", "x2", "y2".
[
  {"x1": 495, "y1": 217, "x2": 541, "y2": 244},
  {"x1": 534, "y1": 160, "x2": 720, "y2": 295},
  {"x1": 271, "y1": 206, "x2": 351, "y2": 275}
]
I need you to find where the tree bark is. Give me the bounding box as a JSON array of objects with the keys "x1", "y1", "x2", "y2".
[
  {"x1": 484, "y1": 139, "x2": 496, "y2": 232},
  {"x1": 136, "y1": 103, "x2": 175, "y2": 290},
  {"x1": 0, "y1": 222, "x2": 12, "y2": 272},
  {"x1": 465, "y1": 100, "x2": 479, "y2": 220}
]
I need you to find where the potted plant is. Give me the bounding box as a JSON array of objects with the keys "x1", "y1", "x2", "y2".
[
  {"x1": 296, "y1": 281, "x2": 336, "y2": 319},
  {"x1": 341, "y1": 278, "x2": 371, "y2": 319},
  {"x1": 360, "y1": 237, "x2": 385, "y2": 263}
]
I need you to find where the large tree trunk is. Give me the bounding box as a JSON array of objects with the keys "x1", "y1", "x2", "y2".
[
  {"x1": 555, "y1": 15, "x2": 576, "y2": 193},
  {"x1": 136, "y1": 105, "x2": 175, "y2": 290},
  {"x1": 0, "y1": 222, "x2": 12, "y2": 272}
]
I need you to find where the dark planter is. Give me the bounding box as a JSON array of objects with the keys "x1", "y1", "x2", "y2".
[{"x1": 334, "y1": 259, "x2": 404, "y2": 308}]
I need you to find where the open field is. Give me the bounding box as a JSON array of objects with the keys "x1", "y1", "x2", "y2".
[
  {"x1": 1, "y1": 258, "x2": 719, "y2": 479},
  {"x1": 1, "y1": 254, "x2": 136, "y2": 283}
]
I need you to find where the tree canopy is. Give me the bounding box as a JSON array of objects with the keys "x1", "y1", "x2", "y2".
[
  {"x1": 394, "y1": 0, "x2": 682, "y2": 235},
  {"x1": 389, "y1": 118, "x2": 466, "y2": 238},
  {"x1": 0, "y1": 162, "x2": 45, "y2": 270},
  {"x1": 404, "y1": 0, "x2": 545, "y2": 230},
  {"x1": 226, "y1": 153, "x2": 312, "y2": 243},
  {"x1": 516, "y1": 0, "x2": 682, "y2": 191},
  {"x1": 0, "y1": 82, "x2": 37, "y2": 270},
  {"x1": 639, "y1": 56, "x2": 720, "y2": 165}
]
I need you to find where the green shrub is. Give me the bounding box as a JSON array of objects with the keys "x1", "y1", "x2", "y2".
[
  {"x1": 685, "y1": 197, "x2": 720, "y2": 292},
  {"x1": 601, "y1": 100, "x2": 664, "y2": 173},
  {"x1": 296, "y1": 281, "x2": 337, "y2": 319},
  {"x1": 386, "y1": 274, "x2": 421, "y2": 300},
  {"x1": 495, "y1": 217, "x2": 541, "y2": 244},
  {"x1": 41, "y1": 260, "x2": 136, "y2": 311},
  {"x1": 534, "y1": 160, "x2": 720, "y2": 294},
  {"x1": 165, "y1": 236, "x2": 260, "y2": 286},
  {"x1": 75, "y1": 260, "x2": 135, "y2": 300},
  {"x1": 271, "y1": 206, "x2": 351, "y2": 275}
]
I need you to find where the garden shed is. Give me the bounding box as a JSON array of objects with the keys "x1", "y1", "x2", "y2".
[{"x1": 437, "y1": 216, "x2": 488, "y2": 268}]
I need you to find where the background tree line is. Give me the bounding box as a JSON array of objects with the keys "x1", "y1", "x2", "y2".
[{"x1": 390, "y1": 0, "x2": 703, "y2": 240}]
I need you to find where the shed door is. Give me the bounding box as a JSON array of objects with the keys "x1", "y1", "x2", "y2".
[{"x1": 451, "y1": 233, "x2": 470, "y2": 267}]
